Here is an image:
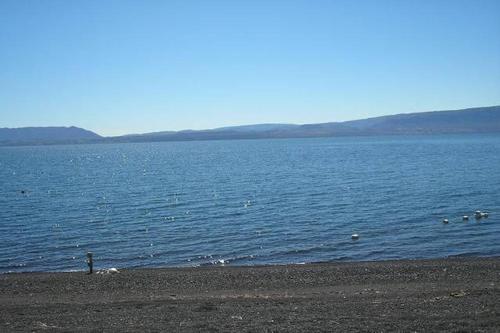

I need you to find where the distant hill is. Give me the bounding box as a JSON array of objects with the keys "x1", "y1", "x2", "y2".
[
  {"x1": 343, "y1": 106, "x2": 500, "y2": 134},
  {"x1": 0, "y1": 126, "x2": 102, "y2": 145},
  {"x1": 107, "y1": 105, "x2": 500, "y2": 143},
  {"x1": 214, "y1": 123, "x2": 300, "y2": 133},
  {"x1": 1, "y1": 106, "x2": 499, "y2": 146}
]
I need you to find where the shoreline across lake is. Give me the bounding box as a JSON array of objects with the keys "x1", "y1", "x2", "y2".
[{"x1": 1, "y1": 257, "x2": 499, "y2": 332}]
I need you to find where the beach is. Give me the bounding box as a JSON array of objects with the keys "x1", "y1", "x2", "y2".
[{"x1": 1, "y1": 257, "x2": 499, "y2": 332}]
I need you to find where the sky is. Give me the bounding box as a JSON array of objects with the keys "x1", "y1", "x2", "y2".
[{"x1": 1, "y1": 0, "x2": 499, "y2": 136}]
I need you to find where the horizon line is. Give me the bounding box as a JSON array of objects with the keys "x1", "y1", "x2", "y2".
[{"x1": 2, "y1": 104, "x2": 499, "y2": 137}]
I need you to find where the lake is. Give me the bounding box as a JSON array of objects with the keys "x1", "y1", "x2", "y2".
[{"x1": 1, "y1": 134, "x2": 499, "y2": 273}]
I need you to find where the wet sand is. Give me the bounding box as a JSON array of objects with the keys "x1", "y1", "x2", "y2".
[{"x1": 1, "y1": 257, "x2": 499, "y2": 332}]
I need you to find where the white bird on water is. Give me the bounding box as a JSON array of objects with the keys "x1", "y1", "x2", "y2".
[{"x1": 475, "y1": 211, "x2": 490, "y2": 219}]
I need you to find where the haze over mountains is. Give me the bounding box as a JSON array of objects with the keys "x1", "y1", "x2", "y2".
[{"x1": 1, "y1": 106, "x2": 499, "y2": 146}]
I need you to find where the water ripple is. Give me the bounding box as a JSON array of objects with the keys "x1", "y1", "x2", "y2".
[{"x1": 1, "y1": 134, "x2": 500, "y2": 272}]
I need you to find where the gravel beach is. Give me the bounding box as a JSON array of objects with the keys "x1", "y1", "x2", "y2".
[{"x1": 1, "y1": 257, "x2": 499, "y2": 332}]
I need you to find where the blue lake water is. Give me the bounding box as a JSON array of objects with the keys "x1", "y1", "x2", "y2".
[{"x1": 1, "y1": 134, "x2": 500, "y2": 273}]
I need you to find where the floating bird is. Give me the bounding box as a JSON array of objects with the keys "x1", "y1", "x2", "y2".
[
  {"x1": 463, "y1": 215, "x2": 469, "y2": 221},
  {"x1": 443, "y1": 219, "x2": 449, "y2": 224},
  {"x1": 475, "y1": 211, "x2": 482, "y2": 219},
  {"x1": 351, "y1": 234, "x2": 359, "y2": 240}
]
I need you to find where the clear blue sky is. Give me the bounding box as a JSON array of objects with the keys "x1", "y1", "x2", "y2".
[{"x1": 1, "y1": 0, "x2": 499, "y2": 136}]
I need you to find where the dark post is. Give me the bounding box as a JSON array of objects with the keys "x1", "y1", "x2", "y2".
[{"x1": 86, "y1": 252, "x2": 93, "y2": 274}]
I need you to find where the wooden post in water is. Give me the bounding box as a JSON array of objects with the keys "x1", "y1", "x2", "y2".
[{"x1": 86, "y1": 252, "x2": 93, "y2": 274}]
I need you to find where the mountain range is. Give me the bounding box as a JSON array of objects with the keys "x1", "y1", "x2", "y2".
[
  {"x1": 1, "y1": 106, "x2": 499, "y2": 146},
  {"x1": 0, "y1": 126, "x2": 102, "y2": 146}
]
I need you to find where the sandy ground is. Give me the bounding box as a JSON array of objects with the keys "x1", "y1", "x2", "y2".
[{"x1": 1, "y1": 257, "x2": 499, "y2": 332}]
